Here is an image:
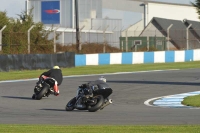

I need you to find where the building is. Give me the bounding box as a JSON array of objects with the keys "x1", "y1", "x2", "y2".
[
  {"x1": 118, "y1": 0, "x2": 199, "y2": 37},
  {"x1": 27, "y1": 0, "x2": 122, "y2": 48},
  {"x1": 27, "y1": 0, "x2": 199, "y2": 49}
]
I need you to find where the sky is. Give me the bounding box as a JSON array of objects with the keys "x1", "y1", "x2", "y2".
[{"x1": 0, "y1": 0, "x2": 196, "y2": 28}]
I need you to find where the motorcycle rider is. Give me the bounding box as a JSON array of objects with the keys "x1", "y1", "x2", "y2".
[
  {"x1": 32, "y1": 65, "x2": 63, "y2": 99},
  {"x1": 83, "y1": 76, "x2": 113, "y2": 100}
]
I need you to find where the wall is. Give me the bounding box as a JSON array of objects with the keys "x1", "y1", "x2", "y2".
[
  {"x1": 119, "y1": 36, "x2": 166, "y2": 51},
  {"x1": 0, "y1": 52, "x2": 75, "y2": 72},
  {"x1": 75, "y1": 49, "x2": 200, "y2": 66}
]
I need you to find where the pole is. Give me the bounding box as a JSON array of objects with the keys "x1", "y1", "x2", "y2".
[
  {"x1": 79, "y1": 25, "x2": 85, "y2": 51},
  {"x1": 167, "y1": 24, "x2": 173, "y2": 50},
  {"x1": 54, "y1": 26, "x2": 59, "y2": 53},
  {"x1": 28, "y1": 25, "x2": 35, "y2": 54},
  {"x1": 125, "y1": 29, "x2": 128, "y2": 52},
  {"x1": 186, "y1": 24, "x2": 192, "y2": 50},
  {"x1": 103, "y1": 25, "x2": 109, "y2": 53},
  {"x1": 0, "y1": 25, "x2": 6, "y2": 51},
  {"x1": 62, "y1": 28, "x2": 68, "y2": 45},
  {"x1": 75, "y1": 0, "x2": 80, "y2": 53},
  {"x1": 27, "y1": 0, "x2": 29, "y2": 15}
]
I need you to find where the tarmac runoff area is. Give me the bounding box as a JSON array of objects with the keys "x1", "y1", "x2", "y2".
[{"x1": 144, "y1": 91, "x2": 200, "y2": 109}]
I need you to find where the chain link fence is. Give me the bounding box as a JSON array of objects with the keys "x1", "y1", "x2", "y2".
[{"x1": 1, "y1": 24, "x2": 200, "y2": 54}]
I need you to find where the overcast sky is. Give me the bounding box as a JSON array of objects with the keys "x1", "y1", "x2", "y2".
[{"x1": 0, "y1": 0, "x2": 195, "y2": 18}]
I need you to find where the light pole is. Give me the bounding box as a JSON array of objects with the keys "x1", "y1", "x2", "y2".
[
  {"x1": 27, "y1": 0, "x2": 29, "y2": 15},
  {"x1": 75, "y1": 0, "x2": 80, "y2": 53}
]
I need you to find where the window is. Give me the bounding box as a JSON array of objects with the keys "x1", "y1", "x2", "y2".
[
  {"x1": 134, "y1": 40, "x2": 142, "y2": 45},
  {"x1": 156, "y1": 40, "x2": 163, "y2": 45}
]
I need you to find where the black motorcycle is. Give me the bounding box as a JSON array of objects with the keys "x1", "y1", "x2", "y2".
[
  {"x1": 65, "y1": 85, "x2": 113, "y2": 112},
  {"x1": 32, "y1": 76, "x2": 57, "y2": 100}
]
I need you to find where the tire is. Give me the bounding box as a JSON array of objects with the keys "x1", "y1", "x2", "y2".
[
  {"x1": 88, "y1": 95, "x2": 104, "y2": 112},
  {"x1": 65, "y1": 97, "x2": 76, "y2": 111},
  {"x1": 32, "y1": 94, "x2": 36, "y2": 99},
  {"x1": 35, "y1": 85, "x2": 49, "y2": 100}
]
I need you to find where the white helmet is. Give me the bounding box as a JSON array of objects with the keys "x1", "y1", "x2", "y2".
[
  {"x1": 53, "y1": 66, "x2": 60, "y2": 69},
  {"x1": 99, "y1": 76, "x2": 106, "y2": 82}
]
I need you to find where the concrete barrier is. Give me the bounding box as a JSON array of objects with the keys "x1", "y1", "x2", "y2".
[{"x1": 75, "y1": 49, "x2": 200, "y2": 66}]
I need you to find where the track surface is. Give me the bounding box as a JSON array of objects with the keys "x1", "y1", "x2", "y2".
[{"x1": 1, "y1": 69, "x2": 200, "y2": 125}]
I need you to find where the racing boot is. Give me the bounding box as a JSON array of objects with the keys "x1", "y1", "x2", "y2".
[
  {"x1": 32, "y1": 94, "x2": 36, "y2": 99},
  {"x1": 100, "y1": 98, "x2": 113, "y2": 110}
]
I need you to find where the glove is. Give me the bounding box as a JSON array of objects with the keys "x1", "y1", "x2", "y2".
[
  {"x1": 92, "y1": 85, "x2": 98, "y2": 91},
  {"x1": 80, "y1": 84, "x2": 87, "y2": 88},
  {"x1": 54, "y1": 90, "x2": 59, "y2": 96},
  {"x1": 54, "y1": 92, "x2": 59, "y2": 96}
]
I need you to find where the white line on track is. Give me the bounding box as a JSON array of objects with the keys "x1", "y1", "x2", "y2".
[{"x1": 0, "y1": 69, "x2": 179, "y2": 83}]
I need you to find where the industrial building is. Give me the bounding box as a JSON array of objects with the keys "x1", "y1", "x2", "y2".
[{"x1": 27, "y1": 0, "x2": 199, "y2": 50}]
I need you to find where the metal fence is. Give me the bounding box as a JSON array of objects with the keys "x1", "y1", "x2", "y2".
[{"x1": 1, "y1": 25, "x2": 200, "y2": 54}]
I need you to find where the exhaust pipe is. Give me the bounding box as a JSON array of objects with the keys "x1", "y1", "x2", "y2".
[{"x1": 100, "y1": 99, "x2": 112, "y2": 110}]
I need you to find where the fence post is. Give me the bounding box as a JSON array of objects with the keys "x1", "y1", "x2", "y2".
[
  {"x1": 96, "y1": 26, "x2": 101, "y2": 44},
  {"x1": 79, "y1": 25, "x2": 85, "y2": 51},
  {"x1": 186, "y1": 24, "x2": 192, "y2": 50},
  {"x1": 125, "y1": 29, "x2": 128, "y2": 52},
  {"x1": 28, "y1": 25, "x2": 35, "y2": 54},
  {"x1": 0, "y1": 25, "x2": 6, "y2": 51},
  {"x1": 62, "y1": 28, "x2": 68, "y2": 45},
  {"x1": 54, "y1": 26, "x2": 59, "y2": 53},
  {"x1": 147, "y1": 36, "x2": 149, "y2": 51},
  {"x1": 120, "y1": 26, "x2": 124, "y2": 51},
  {"x1": 121, "y1": 41, "x2": 123, "y2": 51},
  {"x1": 103, "y1": 25, "x2": 109, "y2": 53},
  {"x1": 27, "y1": 0, "x2": 30, "y2": 15},
  {"x1": 167, "y1": 24, "x2": 173, "y2": 50}
]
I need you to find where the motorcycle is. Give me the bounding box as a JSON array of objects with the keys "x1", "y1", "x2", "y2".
[
  {"x1": 65, "y1": 85, "x2": 113, "y2": 112},
  {"x1": 32, "y1": 75, "x2": 57, "y2": 100}
]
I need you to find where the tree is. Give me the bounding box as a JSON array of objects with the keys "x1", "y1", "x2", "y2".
[
  {"x1": 0, "y1": 8, "x2": 60, "y2": 54},
  {"x1": 191, "y1": 0, "x2": 200, "y2": 19}
]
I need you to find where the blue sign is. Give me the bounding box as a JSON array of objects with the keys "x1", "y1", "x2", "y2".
[{"x1": 41, "y1": 1, "x2": 60, "y2": 24}]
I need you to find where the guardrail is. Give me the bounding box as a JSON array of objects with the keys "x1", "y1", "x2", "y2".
[{"x1": 75, "y1": 49, "x2": 200, "y2": 66}]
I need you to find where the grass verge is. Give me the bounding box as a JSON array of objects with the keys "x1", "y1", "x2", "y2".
[
  {"x1": 182, "y1": 95, "x2": 200, "y2": 107},
  {"x1": 1, "y1": 125, "x2": 200, "y2": 133},
  {"x1": 1, "y1": 61, "x2": 200, "y2": 81}
]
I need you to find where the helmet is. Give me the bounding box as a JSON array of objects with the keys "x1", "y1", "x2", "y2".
[
  {"x1": 99, "y1": 76, "x2": 106, "y2": 82},
  {"x1": 53, "y1": 66, "x2": 60, "y2": 69}
]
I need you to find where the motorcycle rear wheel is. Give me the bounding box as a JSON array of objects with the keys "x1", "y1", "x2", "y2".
[
  {"x1": 65, "y1": 97, "x2": 76, "y2": 111},
  {"x1": 88, "y1": 95, "x2": 104, "y2": 112},
  {"x1": 35, "y1": 84, "x2": 49, "y2": 100}
]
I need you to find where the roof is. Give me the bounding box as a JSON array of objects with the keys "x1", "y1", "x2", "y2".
[
  {"x1": 44, "y1": 27, "x2": 113, "y2": 34},
  {"x1": 140, "y1": 17, "x2": 200, "y2": 49},
  {"x1": 153, "y1": 17, "x2": 187, "y2": 49},
  {"x1": 144, "y1": 1, "x2": 192, "y2": 7},
  {"x1": 183, "y1": 19, "x2": 200, "y2": 37},
  {"x1": 128, "y1": 0, "x2": 192, "y2": 7}
]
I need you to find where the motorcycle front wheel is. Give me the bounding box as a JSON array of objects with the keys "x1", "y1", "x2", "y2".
[
  {"x1": 65, "y1": 97, "x2": 76, "y2": 111},
  {"x1": 88, "y1": 95, "x2": 104, "y2": 112}
]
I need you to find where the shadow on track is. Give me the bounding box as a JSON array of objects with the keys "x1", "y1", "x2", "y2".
[
  {"x1": 40, "y1": 108, "x2": 89, "y2": 112},
  {"x1": 40, "y1": 109, "x2": 65, "y2": 111},
  {"x1": 2, "y1": 96, "x2": 32, "y2": 100},
  {"x1": 107, "y1": 80, "x2": 200, "y2": 86}
]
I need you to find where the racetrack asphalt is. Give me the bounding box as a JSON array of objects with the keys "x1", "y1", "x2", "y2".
[{"x1": 1, "y1": 68, "x2": 200, "y2": 125}]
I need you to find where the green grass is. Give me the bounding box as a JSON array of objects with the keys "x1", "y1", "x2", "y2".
[
  {"x1": 182, "y1": 95, "x2": 200, "y2": 107},
  {"x1": 1, "y1": 125, "x2": 200, "y2": 133},
  {"x1": 1, "y1": 61, "x2": 200, "y2": 81}
]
